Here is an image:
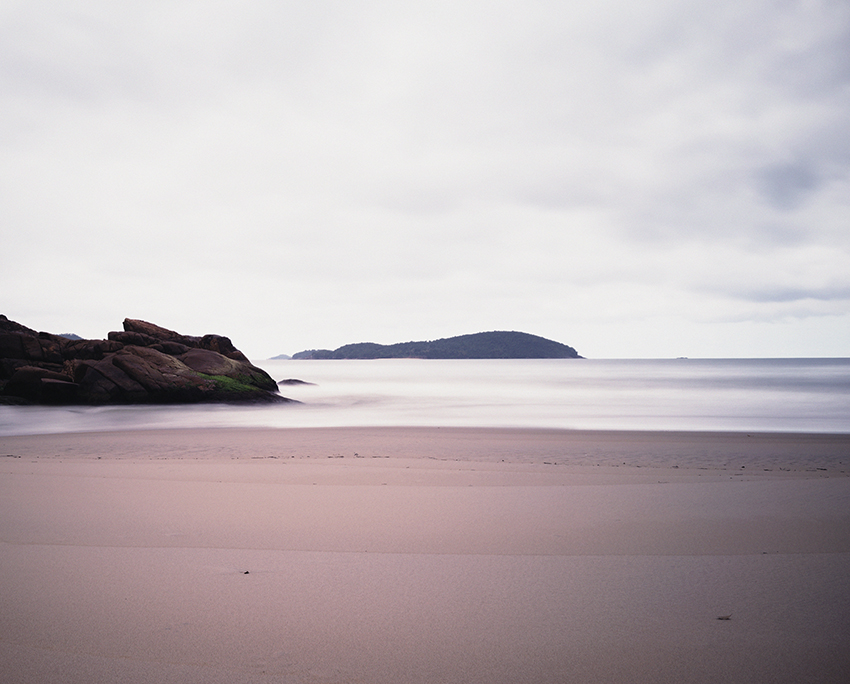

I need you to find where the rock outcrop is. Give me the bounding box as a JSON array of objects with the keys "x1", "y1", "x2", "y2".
[{"x1": 0, "y1": 315, "x2": 287, "y2": 405}]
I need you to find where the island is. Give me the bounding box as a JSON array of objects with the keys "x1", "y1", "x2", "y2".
[
  {"x1": 291, "y1": 331, "x2": 582, "y2": 360},
  {"x1": 0, "y1": 315, "x2": 289, "y2": 405}
]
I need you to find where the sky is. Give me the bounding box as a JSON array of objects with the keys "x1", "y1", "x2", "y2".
[{"x1": 2, "y1": 0, "x2": 848, "y2": 360}]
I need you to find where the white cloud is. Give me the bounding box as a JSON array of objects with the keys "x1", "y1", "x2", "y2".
[{"x1": 1, "y1": 0, "x2": 849, "y2": 358}]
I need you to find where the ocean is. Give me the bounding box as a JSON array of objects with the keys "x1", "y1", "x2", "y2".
[{"x1": 1, "y1": 358, "x2": 848, "y2": 437}]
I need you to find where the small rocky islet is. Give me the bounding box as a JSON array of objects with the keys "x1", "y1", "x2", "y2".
[{"x1": 0, "y1": 315, "x2": 289, "y2": 405}]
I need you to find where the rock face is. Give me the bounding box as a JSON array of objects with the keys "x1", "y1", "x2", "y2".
[{"x1": 0, "y1": 315, "x2": 287, "y2": 405}]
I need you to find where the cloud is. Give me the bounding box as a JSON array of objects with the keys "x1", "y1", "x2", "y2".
[{"x1": 1, "y1": 0, "x2": 849, "y2": 357}]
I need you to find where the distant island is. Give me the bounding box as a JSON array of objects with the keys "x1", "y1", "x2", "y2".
[{"x1": 291, "y1": 331, "x2": 582, "y2": 360}]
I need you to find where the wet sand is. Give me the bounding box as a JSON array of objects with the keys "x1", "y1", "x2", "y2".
[{"x1": 1, "y1": 427, "x2": 849, "y2": 683}]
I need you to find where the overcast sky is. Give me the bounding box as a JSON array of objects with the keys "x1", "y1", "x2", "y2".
[{"x1": 2, "y1": 1, "x2": 848, "y2": 359}]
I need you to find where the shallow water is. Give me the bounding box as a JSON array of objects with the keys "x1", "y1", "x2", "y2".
[{"x1": 1, "y1": 358, "x2": 848, "y2": 436}]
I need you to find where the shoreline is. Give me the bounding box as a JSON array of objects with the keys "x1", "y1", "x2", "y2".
[{"x1": 3, "y1": 425, "x2": 848, "y2": 475}]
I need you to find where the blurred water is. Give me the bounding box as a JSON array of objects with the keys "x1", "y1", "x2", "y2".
[{"x1": 1, "y1": 358, "x2": 848, "y2": 436}]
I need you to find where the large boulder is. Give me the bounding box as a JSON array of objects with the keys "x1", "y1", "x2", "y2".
[{"x1": 0, "y1": 314, "x2": 287, "y2": 405}]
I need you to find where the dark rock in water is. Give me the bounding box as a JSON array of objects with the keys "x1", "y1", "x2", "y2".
[
  {"x1": 277, "y1": 378, "x2": 316, "y2": 386},
  {"x1": 0, "y1": 314, "x2": 290, "y2": 405}
]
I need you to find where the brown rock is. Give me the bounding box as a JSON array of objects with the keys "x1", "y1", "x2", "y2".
[
  {"x1": 1, "y1": 315, "x2": 287, "y2": 405},
  {"x1": 108, "y1": 330, "x2": 159, "y2": 346},
  {"x1": 0, "y1": 331, "x2": 65, "y2": 366},
  {"x1": 63, "y1": 338, "x2": 125, "y2": 360},
  {"x1": 76, "y1": 359, "x2": 148, "y2": 404},
  {"x1": 112, "y1": 346, "x2": 212, "y2": 395},
  {"x1": 108, "y1": 330, "x2": 192, "y2": 355},
  {"x1": 122, "y1": 318, "x2": 190, "y2": 342},
  {"x1": 153, "y1": 341, "x2": 192, "y2": 355},
  {"x1": 199, "y1": 334, "x2": 246, "y2": 360},
  {"x1": 0, "y1": 333, "x2": 27, "y2": 362},
  {"x1": 3, "y1": 366, "x2": 78, "y2": 403},
  {"x1": 178, "y1": 348, "x2": 278, "y2": 391}
]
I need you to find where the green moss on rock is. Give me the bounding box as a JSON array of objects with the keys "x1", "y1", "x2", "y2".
[{"x1": 197, "y1": 373, "x2": 260, "y2": 393}]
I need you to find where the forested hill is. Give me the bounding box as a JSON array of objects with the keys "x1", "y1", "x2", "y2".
[{"x1": 291, "y1": 332, "x2": 582, "y2": 360}]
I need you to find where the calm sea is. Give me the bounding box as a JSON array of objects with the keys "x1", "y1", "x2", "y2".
[{"x1": 1, "y1": 358, "x2": 848, "y2": 437}]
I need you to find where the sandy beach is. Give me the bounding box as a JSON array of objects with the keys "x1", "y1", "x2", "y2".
[{"x1": 1, "y1": 427, "x2": 849, "y2": 683}]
